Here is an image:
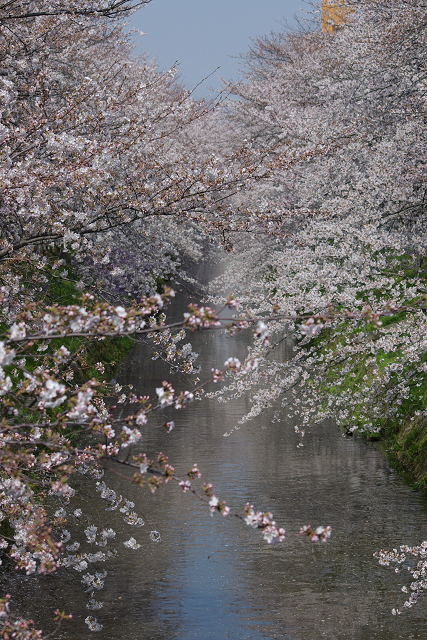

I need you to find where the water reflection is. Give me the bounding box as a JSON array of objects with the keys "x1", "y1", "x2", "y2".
[{"x1": 2, "y1": 278, "x2": 427, "y2": 640}]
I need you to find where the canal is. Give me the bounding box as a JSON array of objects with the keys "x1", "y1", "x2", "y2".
[{"x1": 3, "y1": 274, "x2": 427, "y2": 640}]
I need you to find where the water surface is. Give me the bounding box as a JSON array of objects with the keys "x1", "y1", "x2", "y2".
[{"x1": 3, "y1": 279, "x2": 427, "y2": 640}]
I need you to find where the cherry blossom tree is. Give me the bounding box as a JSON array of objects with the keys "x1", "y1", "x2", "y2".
[
  {"x1": 214, "y1": 0, "x2": 427, "y2": 434},
  {"x1": 0, "y1": 0, "x2": 150, "y2": 21},
  {"x1": 0, "y1": 0, "x2": 281, "y2": 304}
]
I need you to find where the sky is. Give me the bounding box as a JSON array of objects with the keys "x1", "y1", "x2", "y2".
[{"x1": 129, "y1": 0, "x2": 314, "y2": 98}]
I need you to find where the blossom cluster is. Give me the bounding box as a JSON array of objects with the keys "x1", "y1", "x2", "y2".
[{"x1": 244, "y1": 503, "x2": 286, "y2": 544}]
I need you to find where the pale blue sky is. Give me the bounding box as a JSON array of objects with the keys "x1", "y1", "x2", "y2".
[{"x1": 129, "y1": 0, "x2": 314, "y2": 97}]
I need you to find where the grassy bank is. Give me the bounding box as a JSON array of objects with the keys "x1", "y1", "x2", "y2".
[
  {"x1": 13, "y1": 256, "x2": 135, "y2": 389},
  {"x1": 310, "y1": 314, "x2": 427, "y2": 491},
  {"x1": 382, "y1": 414, "x2": 427, "y2": 491}
]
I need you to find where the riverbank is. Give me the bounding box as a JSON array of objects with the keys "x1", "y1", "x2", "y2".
[
  {"x1": 382, "y1": 413, "x2": 427, "y2": 491},
  {"x1": 310, "y1": 316, "x2": 427, "y2": 493}
]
